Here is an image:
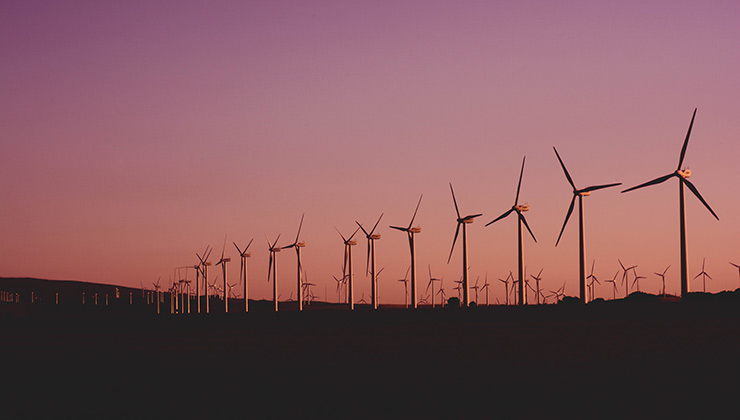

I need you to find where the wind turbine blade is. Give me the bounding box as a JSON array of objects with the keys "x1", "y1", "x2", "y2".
[
  {"x1": 334, "y1": 226, "x2": 347, "y2": 242},
  {"x1": 580, "y1": 182, "x2": 622, "y2": 193},
  {"x1": 447, "y1": 223, "x2": 461, "y2": 264},
  {"x1": 348, "y1": 226, "x2": 361, "y2": 241},
  {"x1": 621, "y1": 173, "x2": 674, "y2": 193},
  {"x1": 730, "y1": 262, "x2": 740, "y2": 269},
  {"x1": 221, "y1": 234, "x2": 227, "y2": 260},
  {"x1": 370, "y1": 213, "x2": 384, "y2": 235},
  {"x1": 408, "y1": 194, "x2": 423, "y2": 228},
  {"x1": 267, "y1": 254, "x2": 273, "y2": 282},
  {"x1": 355, "y1": 221, "x2": 369, "y2": 236},
  {"x1": 295, "y1": 213, "x2": 305, "y2": 243},
  {"x1": 389, "y1": 226, "x2": 407, "y2": 232},
  {"x1": 682, "y1": 178, "x2": 719, "y2": 220},
  {"x1": 485, "y1": 208, "x2": 514, "y2": 227},
  {"x1": 272, "y1": 234, "x2": 281, "y2": 248},
  {"x1": 555, "y1": 196, "x2": 576, "y2": 246},
  {"x1": 204, "y1": 247, "x2": 212, "y2": 261},
  {"x1": 519, "y1": 213, "x2": 537, "y2": 243},
  {"x1": 678, "y1": 108, "x2": 697, "y2": 170},
  {"x1": 366, "y1": 239, "x2": 371, "y2": 276},
  {"x1": 244, "y1": 238, "x2": 254, "y2": 251},
  {"x1": 449, "y1": 183, "x2": 461, "y2": 219},
  {"x1": 515, "y1": 156, "x2": 526, "y2": 205},
  {"x1": 233, "y1": 242, "x2": 242, "y2": 255},
  {"x1": 553, "y1": 147, "x2": 576, "y2": 190}
]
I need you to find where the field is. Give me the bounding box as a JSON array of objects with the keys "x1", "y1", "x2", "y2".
[{"x1": 2, "y1": 278, "x2": 740, "y2": 418}]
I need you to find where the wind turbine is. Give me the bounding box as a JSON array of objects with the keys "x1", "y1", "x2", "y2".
[
  {"x1": 486, "y1": 157, "x2": 536, "y2": 306},
  {"x1": 196, "y1": 247, "x2": 213, "y2": 314},
  {"x1": 586, "y1": 261, "x2": 598, "y2": 302},
  {"x1": 530, "y1": 269, "x2": 543, "y2": 305},
  {"x1": 655, "y1": 265, "x2": 670, "y2": 296},
  {"x1": 436, "y1": 279, "x2": 447, "y2": 307},
  {"x1": 605, "y1": 271, "x2": 619, "y2": 300},
  {"x1": 632, "y1": 269, "x2": 646, "y2": 293},
  {"x1": 480, "y1": 274, "x2": 490, "y2": 306},
  {"x1": 390, "y1": 194, "x2": 423, "y2": 309},
  {"x1": 337, "y1": 226, "x2": 360, "y2": 310},
  {"x1": 446, "y1": 183, "x2": 482, "y2": 307},
  {"x1": 426, "y1": 265, "x2": 442, "y2": 308},
  {"x1": 693, "y1": 258, "x2": 712, "y2": 293},
  {"x1": 357, "y1": 213, "x2": 383, "y2": 310},
  {"x1": 333, "y1": 274, "x2": 345, "y2": 304},
  {"x1": 152, "y1": 276, "x2": 161, "y2": 314},
  {"x1": 730, "y1": 262, "x2": 740, "y2": 290},
  {"x1": 397, "y1": 267, "x2": 410, "y2": 308},
  {"x1": 621, "y1": 109, "x2": 718, "y2": 298},
  {"x1": 233, "y1": 238, "x2": 253, "y2": 312},
  {"x1": 618, "y1": 259, "x2": 637, "y2": 297},
  {"x1": 283, "y1": 214, "x2": 306, "y2": 311},
  {"x1": 498, "y1": 272, "x2": 513, "y2": 305},
  {"x1": 470, "y1": 276, "x2": 481, "y2": 305},
  {"x1": 554, "y1": 147, "x2": 621, "y2": 303},
  {"x1": 267, "y1": 234, "x2": 282, "y2": 312},
  {"x1": 215, "y1": 237, "x2": 231, "y2": 313}
]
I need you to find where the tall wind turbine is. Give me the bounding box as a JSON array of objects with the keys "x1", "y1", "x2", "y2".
[
  {"x1": 215, "y1": 237, "x2": 231, "y2": 313},
  {"x1": 390, "y1": 194, "x2": 423, "y2": 309},
  {"x1": 398, "y1": 267, "x2": 410, "y2": 308},
  {"x1": 447, "y1": 183, "x2": 482, "y2": 308},
  {"x1": 621, "y1": 109, "x2": 718, "y2": 298},
  {"x1": 486, "y1": 157, "x2": 536, "y2": 306},
  {"x1": 233, "y1": 238, "x2": 253, "y2": 312},
  {"x1": 655, "y1": 265, "x2": 670, "y2": 296},
  {"x1": 554, "y1": 147, "x2": 621, "y2": 303},
  {"x1": 267, "y1": 235, "x2": 282, "y2": 312},
  {"x1": 356, "y1": 213, "x2": 383, "y2": 310},
  {"x1": 693, "y1": 258, "x2": 711, "y2": 293},
  {"x1": 337, "y1": 227, "x2": 360, "y2": 310},
  {"x1": 283, "y1": 214, "x2": 306, "y2": 311},
  {"x1": 196, "y1": 247, "x2": 213, "y2": 314}
]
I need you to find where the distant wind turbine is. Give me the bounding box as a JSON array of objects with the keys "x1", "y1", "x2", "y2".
[
  {"x1": 356, "y1": 213, "x2": 383, "y2": 310},
  {"x1": 621, "y1": 109, "x2": 718, "y2": 298},
  {"x1": 397, "y1": 266, "x2": 410, "y2": 308},
  {"x1": 655, "y1": 265, "x2": 670, "y2": 296},
  {"x1": 693, "y1": 258, "x2": 712, "y2": 293},
  {"x1": 196, "y1": 246, "x2": 213, "y2": 313},
  {"x1": 233, "y1": 238, "x2": 253, "y2": 312},
  {"x1": 267, "y1": 234, "x2": 282, "y2": 312},
  {"x1": 730, "y1": 262, "x2": 740, "y2": 290},
  {"x1": 337, "y1": 226, "x2": 360, "y2": 310},
  {"x1": 618, "y1": 259, "x2": 637, "y2": 298},
  {"x1": 554, "y1": 147, "x2": 621, "y2": 303},
  {"x1": 605, "y1": 270, "x2": 619, "y2": 300},
  {"x1": 283, "y1": 214, "x2": 307, "y2": 311},
  {"x1": 447, "y1": 183, "x2": 482, "y2": 307},
  {"x1": 215, "y1": 237, "x2": 231, "y2": 313},
  {"x1": 426, "y1": 265, "x2": 442, "y2": 308},
  {"x1": 390, "y1": 194, "x2": 423, "y2": 309},
  {"x1": 486, "y1": 157, "x2": 536, "y2": 306}
]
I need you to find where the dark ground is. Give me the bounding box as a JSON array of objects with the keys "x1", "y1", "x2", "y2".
[{"x1": 2, "y1": 278, "x2": 740, "y2": 418}]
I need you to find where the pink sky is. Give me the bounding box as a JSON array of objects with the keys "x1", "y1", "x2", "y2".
[{"x1": 2, "y1": 1, "x2": 740, "y2": 304}]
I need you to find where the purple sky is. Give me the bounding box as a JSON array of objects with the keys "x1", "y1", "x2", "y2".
[{"x1": 2, "y1": 1, "x2": 740, "y2": 303}]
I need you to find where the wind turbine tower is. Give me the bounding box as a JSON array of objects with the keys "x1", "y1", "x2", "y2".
[
  {"x1": 621, "y1": 109, "x2": 718, "y2": 298},
  {"x1": 283, "y1": 214, "x2": 307, "y2": 311},
  {"x1": 487, "y1": 157, "x2": 537, "y2": 306},
  {"x1": 337, "y1": 227, "x2": 360, "y2": 310},
  {"x1": 234, "y1": 239, "x2": 253, "y2": 312},
  {"x1": 267, "y1": 235, "x2": 282, "y2": 312},
  {"x1": 390, "y1": 195, "x2": 423, "y2": 309},
  {"x1": 357, "y1": 213, "x2": 384, "y2": 310},
  {"x1": 447, "y1": 183, "x2": 482, "y2": 307}
]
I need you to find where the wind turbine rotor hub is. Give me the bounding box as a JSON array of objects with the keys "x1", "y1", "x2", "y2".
[
  {"x1": 678, "y1": 169, "x2": 691, "y2": 178},
  {"x1": 515, "y1": 204, "x2": 530, "y2": 212}
]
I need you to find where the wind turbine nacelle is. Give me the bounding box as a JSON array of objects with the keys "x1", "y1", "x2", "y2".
[
  {"x1": 245, "y1": 253, "x2": 251, "y2": 258},
  {"x1": 223, "y1": 258, "x2": 231, "y2": 262},
  {"x1": 296, "y1": 242, "x2": 306, "y2": 248},
  {"x1": 410, "y1": 227, "x2": 422, "y2": 233},
  {"x1": 369, "y1": 234, "x2": 381, "y2": 240},
  {"x1": 205, "y1": 262, "x2": 212, "y2": 266},
  {"x1": 678, "y1": 169, "x2": 691, "y2": 178},
  {"x1": 462, "y1": 218, "x2": 475, "y2": 224},
  {"x1": 347, "y1": 240, "x2": 358, "y2": 246},
  {"x1": 274, "y1": 248, "x2": 282, "y2": 252},
  {"x1": 515, "y1": 204, "x2": 530, "y2": 212}
]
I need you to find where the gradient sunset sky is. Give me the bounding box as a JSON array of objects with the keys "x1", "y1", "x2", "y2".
[{"x1": 2, "y1": 1, "x2": 739, "y2": 304}]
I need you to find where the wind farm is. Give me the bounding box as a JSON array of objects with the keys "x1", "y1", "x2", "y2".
[{"x1": 3, "y1": 1, "x2": 740, "y2": 417}]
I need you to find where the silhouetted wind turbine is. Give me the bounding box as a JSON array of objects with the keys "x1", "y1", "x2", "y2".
[
  {"x1": 655, "y1": 265, "x2": 670, "y2": 296},
  {"x1": 357, "y1": 213, "x2": 383, "y2": 310},
  {"x1": 530, "y1": 269, "x2": 543, "y2": 305},
  {"x1": 337, "y1": 226, "x2": 360, "y2": 310},
  {"x1": 446, "y1": 183, "x2": 482, "y2": 308},
  {"x1": 390, "y1": 194, "x2": 423, "y2": 309},
  {"x1": 233, "y1": 239, "x2": 253, "y2": 312},
  {"x1": 480, "y1": 274, "x2": 490, "y2": 306},
  {"x1": 486, "y1": 157, "x2": 536, "y2": 306},
  {"x1": 267, "y1": 234, "x2": 282, "y2": 312},
  {"x1": 632, "y1": 269, "x2": 646, "y2": 293},
  {"x1": 152, "y1": 276, "x2": 161, "y2": 314},
  {"x1": 618, "y1": 259, "x2": 637, "y2": 297},
  {"x1": 554, "y1": 147, "x2": 621, "y2": 303},
  {"x1": 586, "y1": 260, "x2": 598, "y2": 302},
  {"x1": 196, "y1": 246, "x2": 213, "y2": 313},
  {"x1": 498, "y1": 272, "x2": 513, "y2": 305},
  {"x1": 621, "y1": 109, "x2": 718, "y2": 298},
  {"x1": 283, "y1": 214, "x2": 306, "y2": 311},
  {"x1": 426, "y1": 265, "x2": 442, "y2": 308},
  {"x1": 215, "y1": 236, "x2": 231, "y2": 313},
  {"x1": 398, "y1": 267, "x2": 410, "y2": 308},
  {"x1": 693, "y1": 258, "x2": 712, "y2": 293},
  {"x1": 605, "y1": 271, "x2": 619, "y2": 300},
  {"x1": 436, "y1": 279, "x2": 447, "y2": 307}
]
